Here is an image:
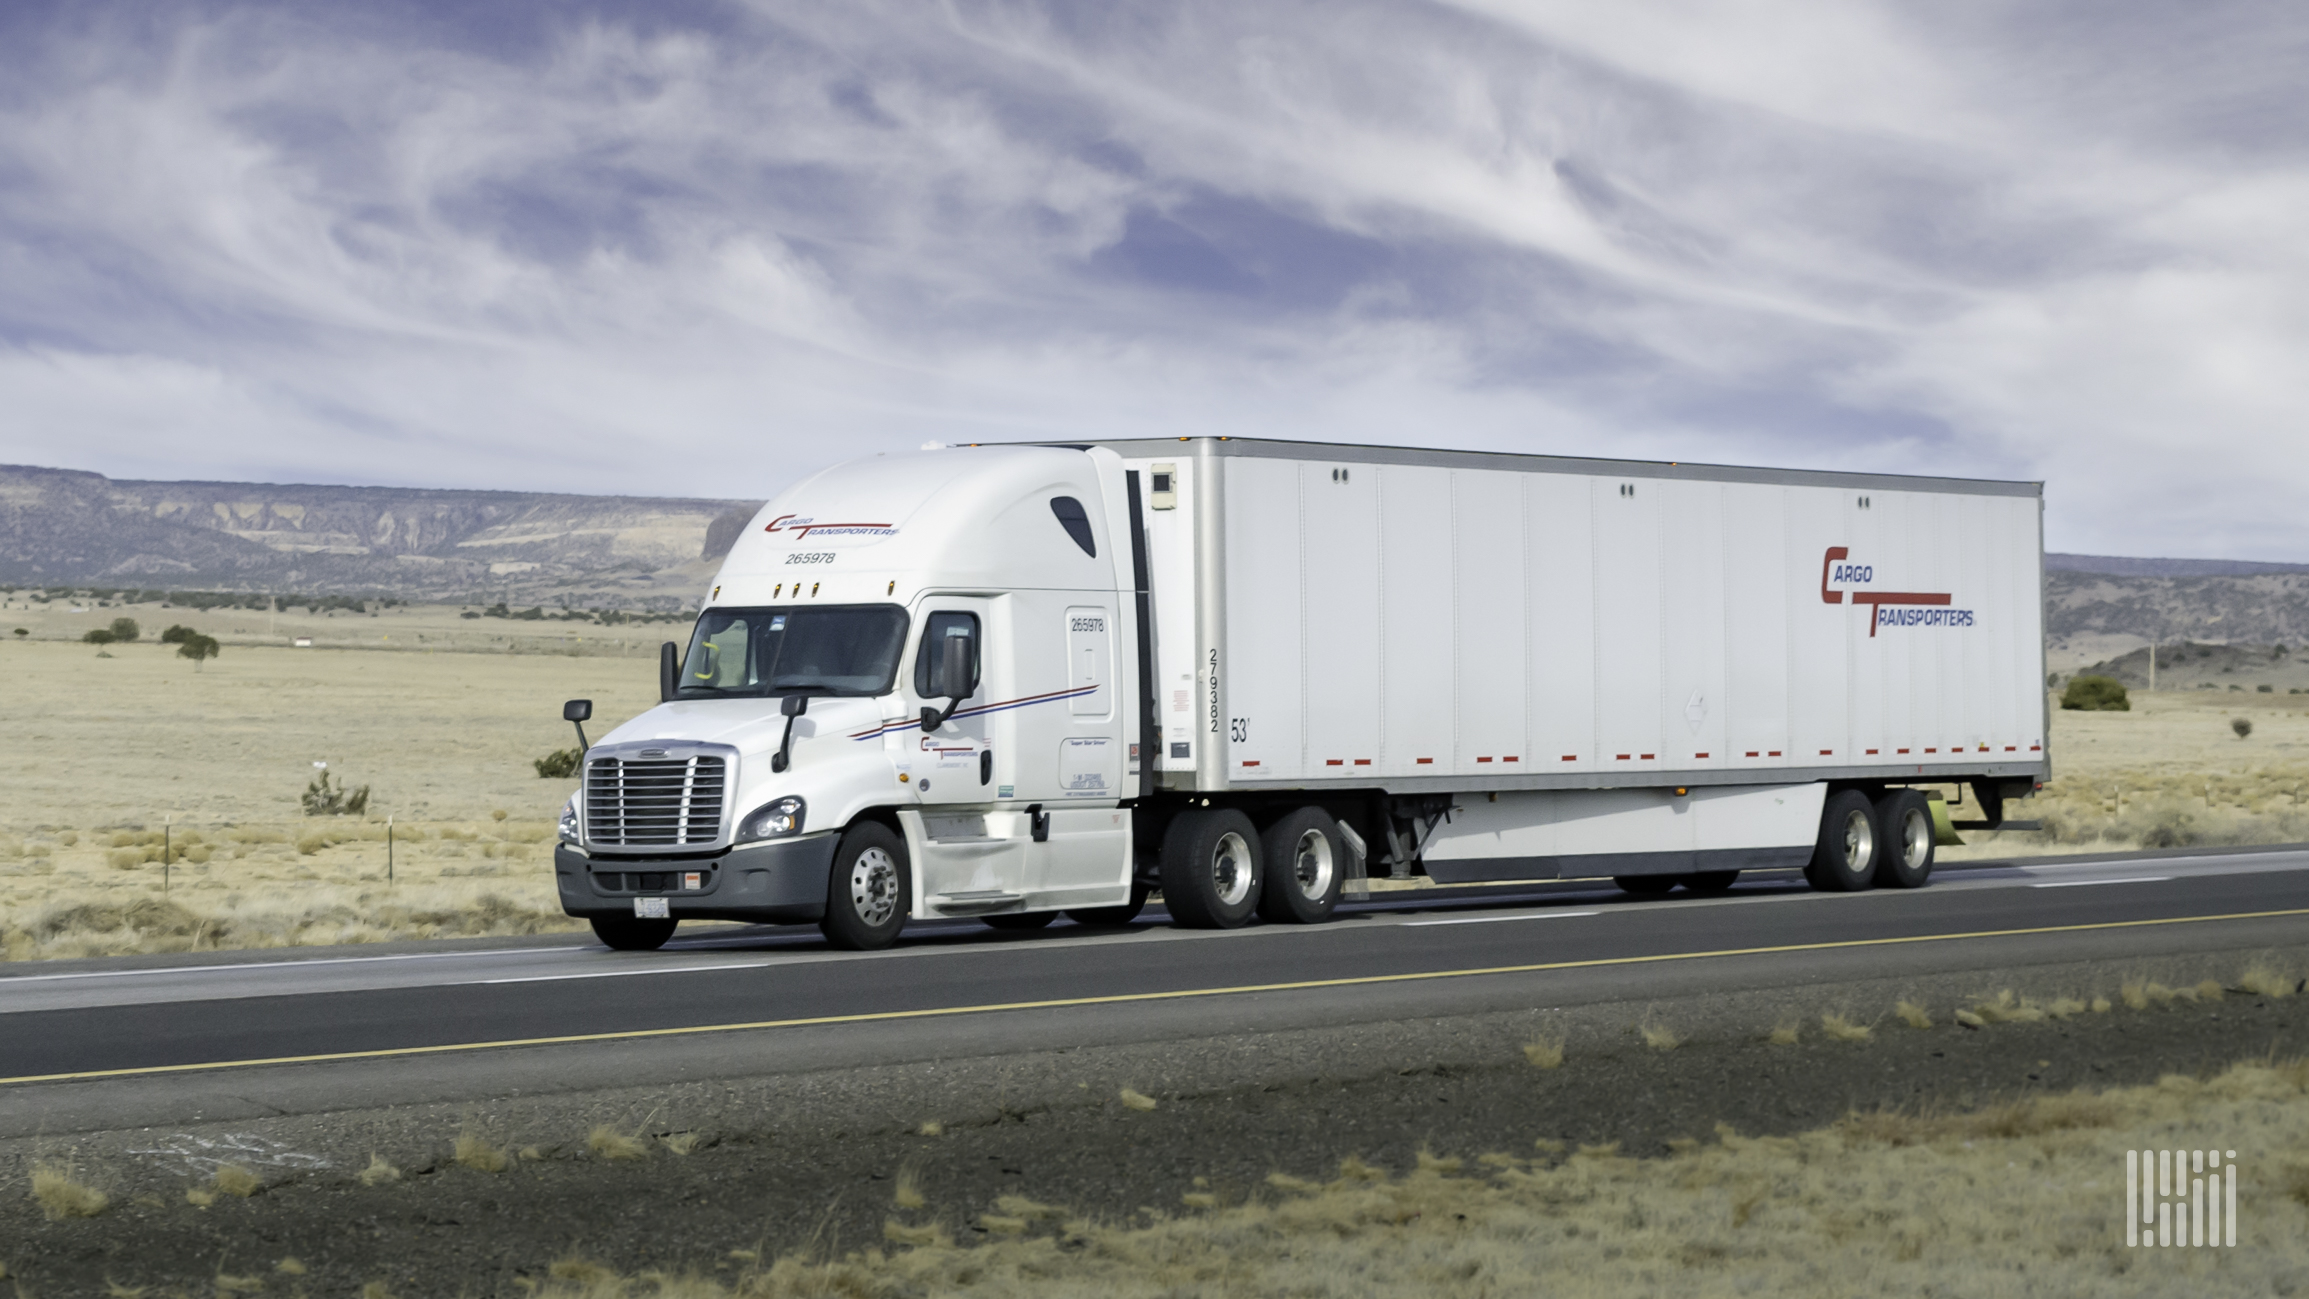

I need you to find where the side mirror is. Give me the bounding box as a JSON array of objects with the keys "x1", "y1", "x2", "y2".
[
  {"x1": 938, "y1": 633, "x2": 973, "y2": 698},
  {"x1": 659, "y1": 641, "x2": 679, "y2": 703},
  {"x1": 563, "y1": 698, "x2": 593, "y2": 754},
  {"x1": 781, "y1": 693, "x2": 809, "y2": 717}
]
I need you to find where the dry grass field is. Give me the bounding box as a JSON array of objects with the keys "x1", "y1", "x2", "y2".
[
  {"x1": 5, "y1": 615, "x2": 2309, "y2": 958},
  {"x1": 0, "y1": 633, "x2": 662, "y2": 959}
]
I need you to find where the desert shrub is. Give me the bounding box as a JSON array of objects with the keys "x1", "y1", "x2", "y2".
[
  {"x1": 2060, "y1": 675, "x2": 2128, "y2": 711},
  {"x1": 159, "y1": 624, "x2": 195, "y2": 644},
  {"x1": 301, "y1": 770, "x2": 371, "y2": 817},
  {"x1": 2234, "y1": 718, "x2": 2254, "y2": 739},
  {"x1": 534, "y1": 748, "x2": 581, "y2": 779},
  {"x1": 177, "y1": 632, "x2": 221, "y2": 667},
  {"x1": 82, "y1": 628, "x2": 115, "y2": 646},
  {"x1": 11, "y1": 627, "x2": 25, "y2": 638},
  {"x1": 108, "y1": 616, "x2": 140, "y2": 642}
]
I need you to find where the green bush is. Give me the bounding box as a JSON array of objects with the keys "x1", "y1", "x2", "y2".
[
  {"x1": 108, "y1": 616, "x2": 140, "y2": 642},
  {"x1": 176, "y1": 633, "x2": 221, "y2": 668},
  {"x1": 2059, "y1": 675, "x2": 2129, "y2": 711},
  {"x1": 82, "y1": 628, "x2": 115, "y2": 646},
  {"x1": 533, "y1": 748, "x2": 582, "y2": 779},
  {"x1": 159, "y1": 624, "x2": 195, "y2": 644}
]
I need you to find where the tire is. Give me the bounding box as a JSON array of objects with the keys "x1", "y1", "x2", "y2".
[
  {"x1": 1614, "y1": 875, "x2": 1677, "y2": 896},
  {"x1": 1873, "y1": 789, "x2": 1936, "y2": 889},
  {"x1": 1159, "y1": 809, "x2": 1262, "y2": 929},
  {"x1": 1067, "y1": 885, "x2": 1149, "y2": 928},
  {"x1": 1805, "y1": 789, "x2": 1880, "y2": 892},
  {"x1": 590, "y1": 915, "x2": 678, "y2": 951},
  {"x1": 983, "y1": 911, "x2": 1057, "y2": 931},
  {"x1": 1257, "y1": 807, "x2": 1345, "y2": 924},
  {"x1": 1682, "y1": 870, "x2": 1740, "y2": 893},
  {"x1": 819, "y1": 821, "x2": 911, "y2": 950}
]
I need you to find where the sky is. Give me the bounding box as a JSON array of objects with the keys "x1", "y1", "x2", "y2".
[{"x1": 1, "y1": 0, "x2": 2305, "y2": 558}]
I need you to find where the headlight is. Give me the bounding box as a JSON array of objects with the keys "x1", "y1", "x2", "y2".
[
  {"x1": 736, "y1": 796, "x2": 806, "y2": 842},
  {"x1": 558, "y1": 796, "x2": 581, "y2": 844}
]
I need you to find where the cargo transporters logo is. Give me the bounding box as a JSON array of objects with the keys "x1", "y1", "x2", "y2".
[{"x1": 1819, "y1": 547, "x2": 1974, "y2": 637}]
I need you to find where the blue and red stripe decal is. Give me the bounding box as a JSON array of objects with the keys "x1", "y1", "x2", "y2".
[{"x1": 849, "y1": 685, "x2": 1099, "y2": 740}]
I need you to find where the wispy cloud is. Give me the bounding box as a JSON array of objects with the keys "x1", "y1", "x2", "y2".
[{"x1": 0, "y1": 0, "x2": 2303, "y2": 556}]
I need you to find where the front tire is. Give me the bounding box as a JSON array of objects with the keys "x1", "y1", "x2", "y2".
[
  {"x1": 590, "y1": 915, "x2": 677, "y2": 951},
  {"x1": 1805, "y1": 790, "x2": 1880, "y2": 892},
  {"x1": 1160, "y1": 809, "x2": 1261, "y2": 929},
  {"x1": 1873, "y1": 789, "x2": 1936, "y2": 889},
  {"x1": 820, "y1": 822, "x2": 911, "y2": 950},
  {"x1": 1256, "y1": 807, "x2": 1345, "y2": 924}
]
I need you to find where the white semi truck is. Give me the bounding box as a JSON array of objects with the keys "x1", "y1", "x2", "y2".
[{"x1": 553, "y1": 439, "x2": 2048, "y2": 951}]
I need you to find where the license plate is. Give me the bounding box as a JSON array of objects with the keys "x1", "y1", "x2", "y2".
[{"x1": 633, "y1": 897, "x2": 670, "y2": 919}]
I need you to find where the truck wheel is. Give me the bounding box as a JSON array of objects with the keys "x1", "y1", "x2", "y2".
[
  {"x1": 820, "y1": 822, "x2": 911, "y2": 950},
  {"x1": 1614, "y1": 875, "x2": 1677, "y2": 896},
  {"x1": 1257, "y1": 807, "x2": 1344, "y2": 924},
  {"x1": 1805, "y1": 790, "x2": 1880, "y2": 892},
  {"x1": 1160, "y1": 809, "x2": 1261, "y2": 929},
  {"x1": 1873, "y1": 789, "x2": 1936, "y2": 889},
  {"x1": 983, "y1": 911, "x2": 1057, "y2": 931},
  {"x1": 1682, "y1": 870, "x2": 1740, "y2": 893},
  {"x1": 1067, "y1": 884, "x2": 1149, "y2": 928},
  {"x1": 590, "y1": 915, "x2": 677, "y2": 951}
]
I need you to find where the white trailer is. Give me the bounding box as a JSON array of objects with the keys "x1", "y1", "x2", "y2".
[{"x1": 552, "y1": 439, "x2": 2047, "y2": 950}]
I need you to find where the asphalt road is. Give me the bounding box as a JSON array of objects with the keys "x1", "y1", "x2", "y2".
[{"x1": 6, "y1": 846, "x2": 2308, "y2": 1092}]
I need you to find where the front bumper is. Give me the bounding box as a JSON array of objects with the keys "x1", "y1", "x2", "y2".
[{"x1": 555, "y1": 832, "x2": 840, "y2": 925}]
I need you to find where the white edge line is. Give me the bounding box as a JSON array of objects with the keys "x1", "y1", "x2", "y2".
[
  {"x1": 2029, "y1": 878, "x2": 2173, "y2": 889},
  {"x1": 1402, "y1": 911, "x2": 1603, "y2": 927},
  {"x1": 0, "y1": 946, "x2": 593, "y2": 984},
  {"x1": 480, "y1": 962, "x2": 775, "y2": 984}
]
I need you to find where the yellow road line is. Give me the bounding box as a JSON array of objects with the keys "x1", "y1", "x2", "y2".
[{"x1": 7, "y1": 906, "x2": 2307, "y2": 1087}]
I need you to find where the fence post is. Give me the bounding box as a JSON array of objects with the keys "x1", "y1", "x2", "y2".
[
  {"x1": 387, "y1": 815, "x2": 394, "y2": 885},
  {"x1": 163, "y1": 814, "x2": 171, "y2": 895}
]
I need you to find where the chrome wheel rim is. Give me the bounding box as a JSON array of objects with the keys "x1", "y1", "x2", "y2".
[
  {"x1": 1901, "y1": 807, "x2": 1932, "y2": 869},
  {"x1": 849, "y1": 847, "x2": 900, "y2": 926},
  {"x1": 1210, "y1": 831, "x2": 1253, "y2": 907},
  {"x1": 1841, "y1": 809, "x2": 1876, "y2": 874},
  {"x1": 1291, "y1": 828, "x2": 1335, "y2": 900}
]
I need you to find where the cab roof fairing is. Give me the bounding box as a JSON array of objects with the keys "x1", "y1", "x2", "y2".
[{"x1": 706, "y1": 446, "x2": 1121, "y2": 608}]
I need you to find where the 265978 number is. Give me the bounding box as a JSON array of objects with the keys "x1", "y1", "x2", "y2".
[{"x1": 785, "y1": 552, "x2": 836, "y2": 565}]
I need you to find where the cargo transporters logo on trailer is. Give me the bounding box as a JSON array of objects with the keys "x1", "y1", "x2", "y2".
[{"x1": 1820, "y1": 547, "x2": 1974, "y2": 637}]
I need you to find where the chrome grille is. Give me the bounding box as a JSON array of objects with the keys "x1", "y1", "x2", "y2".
[{"x1": 584, "y1": 754, "x2": 727, "y2": 847}]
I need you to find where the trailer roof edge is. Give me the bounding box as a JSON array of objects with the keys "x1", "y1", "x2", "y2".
[{"x1": 1007, "y1": 437, "x2": 2043, "y2": 499}]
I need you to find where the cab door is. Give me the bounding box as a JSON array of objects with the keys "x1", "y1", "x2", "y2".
[{"x1": 896, "y1": 597, "x2": 1027, "y2": 911}]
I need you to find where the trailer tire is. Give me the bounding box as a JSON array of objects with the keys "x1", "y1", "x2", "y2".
[
  {"x1": 983, "y1": 911, "x2": 1057, "y2": 931},
  {"x1": 1160, "y1": 809, "x2": 1262, "y2": 929},
  {"x1": 1257, "y1": 807, "x2": 1344, "y2": 924},
  {"x1": 1614, "y1": 875, "x2": 1678, "y2": 896},
  {"x1": 589, "y1": 915, "x2": 677, "y2": 951},
  {"x1": 1682, "y1": 870, "x2": 1740, "y2": 893},
  {"x1": 1805, "y1": 790, "x2": 1880, "y2": 892},
  {"x1": 819, "y1": 821, "x2": 911, "y2": 950},
  {"x1": 1067, "y1": 885, "x2": 1149, "y2": 928},
  {"x1": 1873, "y1": 789, "x2": 1936, "y2": 889}
]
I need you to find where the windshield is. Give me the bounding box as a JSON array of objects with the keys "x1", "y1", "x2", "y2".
[{"x1": 678, "y1": 605, "x2": 909, "y2": 698}]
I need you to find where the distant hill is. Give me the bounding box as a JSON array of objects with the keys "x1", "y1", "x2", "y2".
[
  {"x1": 2048, "y1": 553, "x2": 2309, "y2": 578},
  {"x1": 0, "y1": 464, "x2": 759, "y2": 607}
]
